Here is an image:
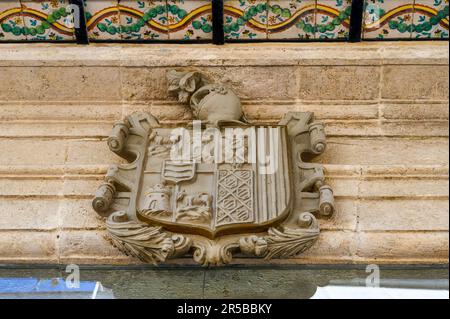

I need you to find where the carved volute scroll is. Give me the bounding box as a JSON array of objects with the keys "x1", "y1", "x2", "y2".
[{"x1": 92, "y1": 70, "x2": 335, "y2": 266}]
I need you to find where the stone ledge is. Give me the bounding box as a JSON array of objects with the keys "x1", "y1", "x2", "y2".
[
  {"x1": 0, "y1": 164, "x2": 447, "y2": 177},
  {"x1": 0, "y1": 42, "x2": 448, "y2": 67},
  {"x1": 0, "y1": 230, "x2": 447, "y2": 265},
  {"x1": 0, "y1": 120, "x2": 448, "y2": 138},
  {"x1": 1, "y1": 100, "x2": 448, "y2": 122}
]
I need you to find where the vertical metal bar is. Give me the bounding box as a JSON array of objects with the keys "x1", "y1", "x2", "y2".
[
  {"x1": 212, "y1": 0, "x2": 225, "y2": 45},
  {"x1": 349, "y1": 0, "x2": 364, "y2": 42},
  {"x1": 69, "y1": 0, "x2": 89, "y2": 44}
]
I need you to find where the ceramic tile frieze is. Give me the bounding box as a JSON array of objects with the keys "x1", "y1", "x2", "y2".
[
  {"x1": 85, "y1": 0, "x2": 121, "y2": 40},
  {"x1": 267, "y1": 0, "x2": 316, "y2": 40},
  {"x1": 85, "y1": 1, "x2": 212, "y2": 41},
  {"x1": 224, "y1": 0, "x2": 268, "y2": 40},
  {"x1": 0, "y1": 0, "x2": 75, "y2": 41},
  {"x1": 362, "y1": 0, "x2": 449, "y2": 39},
  {"x1": 167, "y1": 0, "x2": 212, "y2": 40},
  {"x1": 225, "y1": 0, "x2": 352, "y2": 40},
  {"x1": 315, "y1": 0, "x2": 352, "y2": 39},
  {"x1": 119, "y1": 0, "x2": 168, "y2": 40},
  {"x1": 413, "y1": 0, "x2": 449, "y2": 39},
  {"x1": 2, "y1": 1, "x2": 448, "y2": 42},
  {"x1": 0, "y1": 1, "x2": 26, "y2": 41}
]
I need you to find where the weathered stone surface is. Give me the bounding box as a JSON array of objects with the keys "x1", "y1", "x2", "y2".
[
  {"x1": 0, "y1": 178, "x2": 102, "y2": 198},
  {"x1": 324, "y1": 121, "x2": 449, "y2": 137},
  {"x1": 66, "y1": 140, "x2": 125, "y2": 165},
  {"x1": 0, "y1": 199, "x2": 103, "y2": 230},
  {"x1": 121, "y1": 67, "x2": 169, "y2": 102},
  {"x1": 357, "y1": 232, "x2": 449, "y2": 262},
  {"x1": 203, "y1": 66, "x2": 298, "y2": 100},
  {"x1": 58, "y1": 230, "x2": 127, "y2": 259},
  {"x1": 381, "y1": 65, "x2": 449, "y2": 100},
  {"x1": 0, "y1": 102, "x2": 122, "y2": 121},
  {"x1": 0, "y1": 179, "x2": 65, "y2": 197},
  {"x1": 0, "y1": 200, "x2": 59, "y2": 230},
  {"x1": 0, "y1": 232, "x2": 57, "y2": 261},
  {"x1": 245, "y1": 102, "x2": 381, "y2": 121},
  {"x1": 297, "y1": 66, "x2": 380, "y2": 100},
  {"x1": 359, "y1": 178, "x2": 449, "y2": 198},
  {"x1": 58, "y1": 200, "x2": 105, "y2": 229},
  {"x1": 317, "y1": 137, "x2": 449, "y2": 165},
  {"x1": 0, "y1": 42, "x2": 448, "y2": 265},
  {"x1": 298, "y1": 231, "x2": 357, "y2": 262},
  {"x1": 319, "y1": 199, "x2": 357, "y2": 231},
  {"x1": 0, "y1": 139, "x2": 67, "y2": 166},
  {"x1": 0, "y1": 67, "x2": 121, "y2": 101},
  {"x1": 0, "y1": 122, "x2": 112, "y2": 138},
  {"x1": 358, "y1": 199, "x2": 449, "y2": 231},
  {"x1": 381, "y1": 102, "x2": 449, "y2": 120}
]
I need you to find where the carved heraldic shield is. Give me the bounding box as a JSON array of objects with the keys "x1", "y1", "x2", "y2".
[{"x1": 92, "y1": 70, "x2": 335, "y2": 265}]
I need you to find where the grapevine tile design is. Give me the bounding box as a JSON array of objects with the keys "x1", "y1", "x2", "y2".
[
  {"x1": 22, "y1": 0, "x2": 75, "y2": 41},
  {"x1": 267, "y1": 0, "x2": 316, "y2": 40},
  {"x1": 413, "y1": 0, "x2": 449, "y2": 39},
  {"x1": 363, "y1": 0, "x2": 414, "y2": 39},
  {"x1": 225, "y1": 0, "x2": 352, "y2": 40},
  {"x1": 85, "y1": 0, "x2": 121, "y2": 40},
  {"x1": 316, "y1": 0, "x2": 352, "y2": 39},
  {"x1": 0, "y1": 0, "x2": 75, "y2": 41},
  {"x1": 0, "y1": 0, "x2": 26, "y2": 41},
  {"x1": 119, "y1": 0, "x2": 168, "y2": 40},
  {"x1": 167, "y1": 0, "x2": 212, "y2": 40},
  {"x1": 224, "y1": 0, "x2": 268, "y2": 40},
  {"x1": 1, "y1": 1, "x2": 449, "y2": 41}
]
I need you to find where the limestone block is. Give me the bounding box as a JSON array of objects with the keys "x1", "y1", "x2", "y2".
[
  {"x1": 58, "y1": 200, "x2": 104, "y2": 229},
  {"x1": 0, "y1": 199, "x2": 59, "y2": 230},
  {"x1": 66, "y1": 140, "x2": 125, "y2": 165},
  {"x1": 62, "y1": 178, "x2": 104, "y2": 198},
  {"x1": 381, "y1": 65, "x2": 449, "y2": 100},
  {"x1": 323, "y1": 120, "x2": 449, "y2": 137},
  {"x1": 0, "y1": 102, "x2": 122, "y2": 121},
  {"x1": 358, "y1": 199, "x2": 449, "y2": 231},
  {"x1": 357, "y1": 232, "x2": 449, "y2": 261},
  {"x1": 324, "y1": 178, "x2": 359, "y2": 197},
  {"x1": 0, "y1": 122, "x2": 112, "y2": 138},
  {"x1": 0, "y1": 231, "x2": 57, "y2": 261},
  {"x1": 241, "y1": 102, "x2": 380, "y2": 122},
  {"x1": 58, "y1": 230, "x2": 126, "y2": 259},
  {"x1": 0, "y1": 199, "x2": 103, "y2": 230},
  {"x1": 381, "y1": 102, "x2": 449, "y2": 120},
  {"x1": 0, "y1": 179, "x2": 64, "y2": 197},
  {"x1": 297, "y1": 66, "x2": 381, "y2": 100},
  {"x1": 0, "y1": 67, "x2": 121, "y2": 102},
  {"x1": 0, "y1": 139, "x2": 67, "y2": 166},
  {"x1": 202, "y1": 66, "x2": 298, "y2": 100},
  {"x1": 297, "y1": 231, "x2": 358, "y2": 261},
  {"x1": 318, "y1": 199, "x2": 358, "y2": 231},
  {"x1": 121, "y1": 67, "x2": 170, "y2": 102},
  {"x1": 316, "y1": 137, "x2": 449, "y2": 165},
  {"x1": 359, "y1": 178, "x2": 449, "y2": 198},
  {"x1": 148, "y1": 102, "x2": 193, "y2": 122}
]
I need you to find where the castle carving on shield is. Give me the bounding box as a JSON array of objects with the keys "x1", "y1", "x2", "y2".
[{"x1": 92, "y1": 70, "x2": 335, "y2": 266}]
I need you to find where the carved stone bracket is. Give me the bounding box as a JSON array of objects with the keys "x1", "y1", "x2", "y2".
[{"x1": 92, "y1": 70, "x2": 335, "y2": 266}]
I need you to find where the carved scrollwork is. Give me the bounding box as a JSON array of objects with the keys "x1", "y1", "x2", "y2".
[
  {"x1": 192, "y1": 240, "x2": 239, "y2": 266},
  {"x1": 92, "y1": 70, "x2": 335, "y2": 266},
  {"x1": 106, "y1": 211, "x2": 192, "y2": 264},
  {"x1": 106, "y1": 212, "x2": 173, "y2": 264},
  {"x1": 92, "y1": 182, "x2": 116, "y2": 217},
  {"x1": 239, "y1": 213, "x2": 319, "y2": 259}
]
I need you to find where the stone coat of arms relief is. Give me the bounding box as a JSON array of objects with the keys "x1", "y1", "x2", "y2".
[{"x1": 92, "y1": 70, "x2": 335, "y2": 266}]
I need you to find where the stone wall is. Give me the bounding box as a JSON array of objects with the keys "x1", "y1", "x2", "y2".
[{"x1": 0, "y1": 42, "x2": 448, "y2": 265}]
